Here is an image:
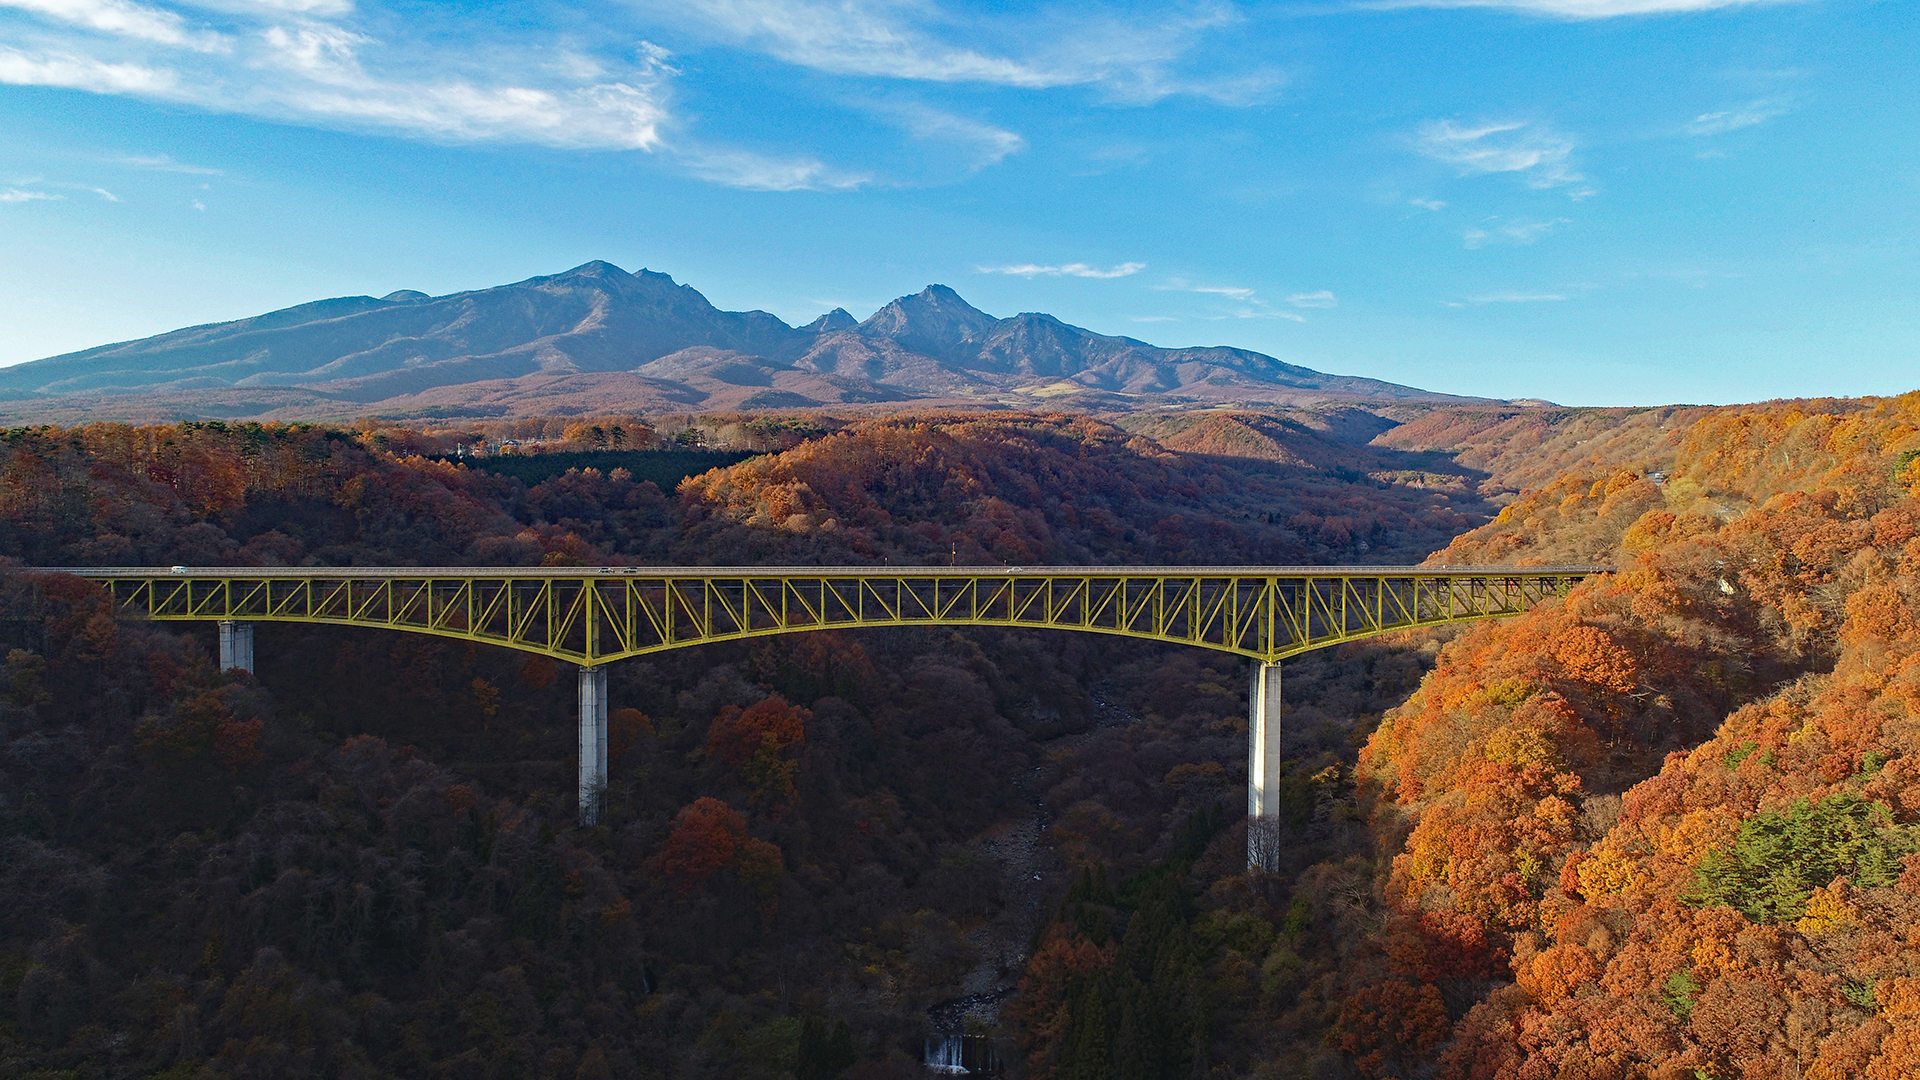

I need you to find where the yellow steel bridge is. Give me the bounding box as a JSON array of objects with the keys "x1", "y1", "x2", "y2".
[
  {"x1": 35, "y1": 563, "x2": 1606, "y2": 846},
  {"x1": 64, "y1": 564, "x2": 1604, "y2": 666}
]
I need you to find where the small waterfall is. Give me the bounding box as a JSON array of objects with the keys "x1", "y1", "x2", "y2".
[
  {"x1": 922, "y1": 1033, "x2": 1002, "y2": 1075},
  {"x1": 924, "y1": 986, "x2": 1012, "y2": 1074},
  {"x1": 924, "y1": 1035, "x2": 968, "y2": 1074}
]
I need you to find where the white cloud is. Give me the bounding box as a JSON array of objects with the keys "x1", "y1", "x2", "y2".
[
  {"x1": 0, "y1": 45, "x2": 179, "y2": 92},
  {"x1": 1409, "y1": 197, "x2": 1446, "y2": 210},
  {"x1": 0, "y1": 0, "x2": 226, "y2": 49},
  {"x1": 1687, "y1": 99, "x2": 1789, "y2": 135},
  {"x1": 236, "y1": 30, "x2": 677, "y2": 148},
  {"x1": 191, "y1": 197, "x2": 204, "y2": 208},
  {"x1": 110, "y1": 153, "x2": 221, "y2": 173},
  {"x1": 674, "y1": 146, "x2": 870, "y2": 191},
  {"x1": 0, "y1": 15, "x2": 676, "y2": 151},
  {"x1": 1150, "y1": 278, "x2": 1309, "y2": 321},
  {"x1": 0, "y1": 187, "x2": 63, "y2": 201},
  {"x1": 879, "y1": 101, "x2": 1024, "y2": 168},
  {"x1": 979, "y1": 261, "x2": 1144, "y2": 279},
  {"x1": 668, "y1": 0, "x2": 1053, "y2": 85},
  {"x1": 1416, "y1": 119, "x2": 1587, "y2": 191},
  {"x1": 259, "y1": 19, "x2": 365, "y2": 76},
  {"x1": 0, "y1": 0, "x2": 1249, "y2": 190},
  {"x1": 1462, "y1": 291, "x2": 1567, "y2": 303},
  {"x1": 1368, "y1": 0, "x2": 1800, "y2": 16},
  {"x1": 279, "y1": 76, "x2": 671, "y2": 148},
  {"x1": 1025, "y1": 4, "x2": 1283, "y2": 106},
  {"x1": 1463, "y1": 217, "x2": 1571, "y2": 248},
  {"x1": 1287, "y1": 290, "x2": 1336, "y2": 308},
  {"x1": 91, "y1": 186, "x2": 120, "y2": 199},
  {"x1": 659, "y1": 0, "x2": 1275, "y2": 104},
  {"x1": 179, "y1": 0, "x2": 352, "y2": 14}
]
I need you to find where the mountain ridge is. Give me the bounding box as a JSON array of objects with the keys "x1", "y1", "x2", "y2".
[{"x1": 0, "y1": 261, "x2": 1491, "y2": 422}]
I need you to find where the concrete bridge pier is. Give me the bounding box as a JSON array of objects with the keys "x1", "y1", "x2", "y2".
[
  {"x1": 1248, "y1": 661, "x2": 1282, "y2": 871},
  {"x1": 578, "y1": 665, "x2": 610, "y2": 825},
  {"x1": 218, "y1": 621, "x2": 254, "y2": 673}
]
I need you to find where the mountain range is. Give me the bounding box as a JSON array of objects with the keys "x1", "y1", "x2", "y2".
[{"x1": 0, "y1": 261, "x2": 1486, "y2": 422}]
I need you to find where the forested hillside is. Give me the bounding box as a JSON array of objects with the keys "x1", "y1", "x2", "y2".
[
  {"x1": 975, "y1": 396, "x2": 1920, "y2": 1080},
  {"x1": 1, "y1": 397, "x2": 1916, "y2": 1079},
  {"x1": 1386, "y1": 397, "x2": 1920, "y2": 1078},
  {"x1": 1349, "y1": 395, "x2": 1920, "y2": 1078},
  {"x1": 0, "y1": 411, "x2": 1483, "y2": 1079}
]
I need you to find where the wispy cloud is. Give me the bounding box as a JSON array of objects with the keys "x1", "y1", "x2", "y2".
[
  {"x1": 1463, "y1": 217, "x2": 1571, "y2": 248},
  {"x1": 978, "y1": 261, "x2": 1145, "y2": 279},
  {"x1": 1365, "y1": 0, "x2": 1800, "y2": 17},
  {"x1": 90, "y1": 186, "x2": 120, "y2": 199},
  {"x1": 0, "y1": 0, "x2": 227, "y2": 50},
  {"x1": 878, "y1": 101, "x2": 1024, "y2": 169},
  {"x1": 182, "y1": 0, "x2": 354, "y2": 14},
  {"x1": 1466, "y1": 291, "x2": 1567, "y2": 303},
  {"x1": 1190, "y1": 284, "x2": 1255, "y2": 300},
  {"x1": 1409, "y1": 197, "x2": 1446, "y2": 210},
  {"x1": 659, "y1": 0, "x2": 1276, "y2": 105},
  {"x1": 0, "y1": 7, "x2": 676, "y2": 150},
  {"x1": 1028, "y1": 4, "x2": 1283, "y2": 106},
  {"x1": 667, "y1": 0, "x2": 1053, "y2": 86},
  {"x1": 674, "y1": 145, "x2": 870, "y2": 191},
  {"x1": 110, "y1": 152, "x2": 222, "y2": 174},
  {"x1": 1415, "y1": 119, "x2": 1590, "y2": 193},
  {"x1": 4, "y1": 2, "x2": 1060, "y2": 191},
  {"x1": 0, "y1": 0, "x2": 1256, "y2": 191},
  {"x1": 1287, "y1": 290, "x2": 1336, "y2": 308},
  {"x1": 1687, "y1": 99, "x2": 1790, "y2": 135},
  {"x1": 1154, "y1": 278, "x2": 1305, "y2": 320},
  {"x1": 1, "y1": 187, "x2": 63, "y2": 201},
  {"x1": 251, "y1": 34, "x2": 677, "y2": 148},
  {"x1": 0, "y1": 45, "x2": 179, "y2": 92}
]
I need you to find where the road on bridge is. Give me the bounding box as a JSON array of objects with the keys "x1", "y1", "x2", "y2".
[{"x1": 15, "y1": 563, "x2": 1607, "y2": 865}]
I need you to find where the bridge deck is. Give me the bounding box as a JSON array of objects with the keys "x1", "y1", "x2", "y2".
[
  {"x1": 21, "y1": 565, "x2": 1608, "y2": 666},
  {"x1": 54, "y1": 564, "x2": 1606, "y2": 579},
  {"x1": 14, "y1": 564, "x2": 1609, "y2": 837}
]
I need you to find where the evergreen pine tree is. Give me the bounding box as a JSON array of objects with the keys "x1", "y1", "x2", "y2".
[{"x1": 1066, "y1": 981, "x2": 1112, "y2": 1080}]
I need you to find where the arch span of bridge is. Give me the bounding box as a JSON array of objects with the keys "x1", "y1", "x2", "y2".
[{"x1": 48, "y1": 565, "x2": 1604, "y2": 867}]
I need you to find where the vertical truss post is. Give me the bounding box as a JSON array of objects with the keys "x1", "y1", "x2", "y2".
[
  {"x1": 218, "y1": 620, "x2": 254, "y2": 673},
  {"x1": 1248, "y1": 660, "x2": 1282, "y2": 871},
  {"x1": 579, "y1": 664, "x2": 610, "y2": 826}
]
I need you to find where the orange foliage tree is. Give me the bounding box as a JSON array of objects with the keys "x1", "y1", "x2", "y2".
[
  {"x1": 706, "y1": 695, "x2": 809, "y2": 804},
  {"x1": 1384, "y1": 391, "x2": 1920, "y2": 1079},
  {"x1": 1329, "y1": 979, "x2": 1452, "y2": 1079},
  {"x1": 657, "y1": 797, "x2": 747, "y2": 889},
  {"x1": 655, "y1": 797, "x2": 786, "y2": 908}
]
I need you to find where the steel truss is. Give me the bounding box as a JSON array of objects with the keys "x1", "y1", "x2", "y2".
[{"x1": 64, "y1": 565, "x2": 1605, "y2": 663}]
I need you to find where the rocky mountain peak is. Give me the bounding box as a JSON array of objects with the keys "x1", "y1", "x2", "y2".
[
  {"x1": 856, "y1": 284, "x2": 996, "y2": 359},
  {"x1": 802, "y1": 308, "x2": 858, "y2": 334},
  {"x1": 560, "y1": 260, "x2": 629, "y2": 279}
]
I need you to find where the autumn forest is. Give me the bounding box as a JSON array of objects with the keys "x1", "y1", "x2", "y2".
[{"x1": 2, "y1": 395, "x2": 1919, "y2": 1080}]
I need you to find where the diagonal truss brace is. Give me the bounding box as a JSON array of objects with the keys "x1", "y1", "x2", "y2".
[{"x1": 61, "y1": 564, "x2": 1606, "y2": 665}]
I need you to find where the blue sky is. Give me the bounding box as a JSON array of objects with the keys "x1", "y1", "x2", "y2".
[{"x1": 1, "y1": 0, "x2": 1913, "y2": 406}]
